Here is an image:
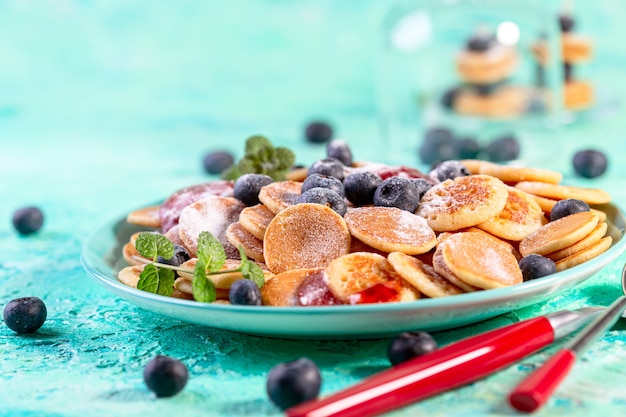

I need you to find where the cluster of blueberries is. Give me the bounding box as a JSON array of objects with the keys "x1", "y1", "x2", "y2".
[{"x1": 419, "y1": 126, "x2": 521, "y2": 167}]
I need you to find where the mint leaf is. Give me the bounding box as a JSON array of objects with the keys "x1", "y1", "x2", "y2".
[
  {"x1": 135, "y1": 232, "x2": 174, "y2": 261},
  {"x1": 245, "y1": 135, "x2": 272, "y2": 156},
  {"x1": 240, "y1": 260, "x2": 265, "y2": 288},
  {"x1": 137, "y1": 264, "x2": 175, "y2": 296},
  {"x1": 196, "y1": 231, "x2": 226, "y2": 272},
  {"x1": 192, "y1": 259, "x2": 216, "y2": 302},
  {"x1": 275, "y1": 147, "x2": 296, "y2": 170}
]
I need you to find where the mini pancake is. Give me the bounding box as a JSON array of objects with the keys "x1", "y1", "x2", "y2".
[
  {"x1": 562, "y1": 33, "x2": 593, "y2": 63},
  {"x1": 519, "y1": 211, "x2": 599, "y2": 257},
  {"x1": 263, "y1": 203, "x2": 351, "y2": 274},
  {"x1": 177, "y1": 196, "x2": 245, "y2": 258},
  {"x1": 454, "y1": 86, "x2": 528, "y2": 118},
  {"x1": 258, "y1": 181, "x2": 303, "y2": 214},
  {"x1": 476, "y1": 187, "x2": 547, "y2": 241},
  {"x1": 164, "y1": 225, "x2": 185, "y2": 247},
  {"x1": 564, "y1": 80, "x2": 593, "y2": 110},
  {"x1": 126, "y1": 205, "x2": 161, "y2": 228},
  {"x1": 118, "y1": 264, "x2": 144, "y2": 288},
  {"x1": 286, "y1": 167, "x2": 309, "y2": 182},
  {"x1": 529, "y1": 194, "x2": 608, "y2": 222},
  {"x1": 226, "y1": 222, "x2": 265, "y2": 263},
  {"x1": 432, "y1": 246, "x2": 480, "y2": 292},
  {"x1": 439, "y1": 232, "x2": 523, "y2": 289},
  {"x1": 174, "y1": 277, "x2": 230, "y2": 300},
  {"x1": 457, "y1": 226, "x2": 522, "y2": 260},
  {"x1": 261, "y1": 267, "x2": 325, "y2": 306},
  {"x1": 122, "y1": 232, "x2": 151, "y2": 265},
  {"x1": 514, "y1": 181, "x2": 611, "y2": 205},
  {"x1": 555, "y1": 236, "x2": 612, "y2": 272},
  {"x1": 177, "y1": 258, "x2": 274, "y2": 289},
  {"x1": 460, "y1": 159, "x2": 483, "y2": 175},
  {"x1": 349, "y1": 237, "x2": 388, "y2": 256},
  {"x1": 456, "y1": 45, "x2": 517, "y2": 84},
  {"x1": 546, "y1": 221, "x2": 608, "y2": 261},
  {"x1": 474, "y1": 161, "x2": 562, "y2": 184},
  {"x1": 388, "y1": 252, "x2": 464, "y2": 298},
  {"x1": 324, "y1": 252, "x2": 419, "y2": 304},
  {"x1": 417, "y1": 174, "x2": 509, "y2": 232},
  {"x1": 344, "y1": 206, "x2": 437, "y2": 255},
  {"x1": 239, "y1": 204, "x2": 275, "y2": 240}
]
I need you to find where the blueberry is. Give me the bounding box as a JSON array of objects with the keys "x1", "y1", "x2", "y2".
[
  {"x1": 411, "y1": 178, "x2": 433, "y2": 201},
  {"x1": 388, "y1": 331, "x2": 438, "y2": 366},
  {"x1": 203, "y1": 150, "x2": 234, "y2": 175},
  {"x1": 484, "y1": 134, "x2": 520, "y2": 162},
  {"x1": 343, "y1": 171, "x2": 382, "y2": 206},
  {"x1": 326, "y1": 139, "x2": 353, "y2": 167},
  {"x1": 573, "y1": 149, "x2": 608, "y2": 179},
  {"x1": 440, "y1": 87, "x2": 460, "y2": 109},
  {"x1": 302, "y1": 173, "x2": 345, "y2": 198},
  {"x1": 454, "y1": 136, "x2": 481, "y2": 159},
  {"x1": 559, "y1": 14, "x2": 575, "y2": 32},
  {"x1": 12, "y1": 206, "x2": 44, "y2": 235},
  {"x1": 157, "y1": 244, "x2": 190, "y2": 267},
  {"x1": 550, "y1": 199, "x2": 590, "y2": 222},
  {"x1": 229, "y1": 279, "x2": 262, "y2": 306},
  {"x1": 564, "y1": 63, "x2": 573, "y2": 83},
  {"x1": 267, "y1": 358, "x2": 321, "y2": 410},
  {"x1": 305, "y1": 121, "x2": 333, "y2": 144},
  {"x1": 466, "y1": 34, "x2": 494, "y2": 52},
  {"x1": 519, "y1": 254, "x2": 557, "y2": 281},
  {"x1": 418, "y1": 128, "x2": 458, "y2": 165},
  {"x1": 307, "y1": 157, "x2": 345, "y2": 180},
  {"x1": 429, "y1": 160, "x2": 470, "y2": 182},
  {"x1": 471, "y1": 81, "x2": 504, "y2": 96},
  {"x1": 373, "y1": 177, "x2": 420, "y2": 212},
  {"x1": 296, "y1": 188, "x2": 347, "y2": 216},
  {"x1": 234, "y1": 173, "x2": 274, "y2": 206},
  {"x1": 143, "y1": 355, "x2": 189, "y2": 398},
  {"x1": 3, "y1": 297, "x2": 47, "y2": 334}
]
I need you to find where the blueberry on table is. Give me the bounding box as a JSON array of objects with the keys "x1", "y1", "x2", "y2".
[
  {"x1": 267, "y1": 357, "x2": 322, "y2": 410},
  {"x1": 429, "y1": 160, "x2": 470, "y2": 182},
  {"x1": 307, "y1": 157, "x2": 346, "y2": 180},
  {"x1": 484, "y1": 134, "x2": 520, "y2": 162},
  {"x1": 573, "y1": 149, "x2": 608, "y2": 179},
  {"x1": 305, "y1": 121, "x2": 333, "y2": 144},
  {"x1": 12, "y1": 206, "x2": 44, "y2": 235},
  {"x1": 296, "y1": 188, "x2": 347, "y2": 216},
  {"x1": 234, "y1": 173, "x2": 274, "y2": 206},
  {"x1": 388, "y1": 331, "x2": 438, "y2": 366},
  {"x1": 157, "y1": 244, "x2": 190, "y2": 267},
  {"x1": 518, "y1": 254, "x2": 557, "y2": 281},
  {"x1": 326, "y1": 139, "x2": 353, "y2": 167},
  {"x1": 203, "y1": 150, "x2": 234, "y2": 175},
  {"x1": 373, "y1": 177, "x2": 421, "y2": 212},
  {"x1": 344, "y1": 171, "x2": 382, "y2": 206},
  {"x1": 559, "y1": 14, "x2": 575, "y2": 32},
  {"x1": 302, "y1": 173, "x2": 345, "y2": 198},
  {"x1": 440, "y1": 87, "x2": 460, "y2": 109},
  {"x1": 229, "y1": 279, "x2": 263, "y2": 306},
  {"x1": 419, "y1": 127, "x2": 457, "y2": 165},
  {"x1": 3, "y1": 297, "x2": 47, "y2": 334},
  {"x1": 143, "y1": 355, "x2": 189, "y2": 398},
  {"x1": 454, "y1": 136, "x2": 481, "y2": 159},
  {"x1": 466, "y1": 34, "x2": 495, "y2": 52},
  {"x1": 549, "y1": 199, "x2": 590, "y2": 222}
]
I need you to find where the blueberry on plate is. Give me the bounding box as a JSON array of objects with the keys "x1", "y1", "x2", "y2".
[
  {"x1": 388, "y1": 331, "x2": 438, "y2": 366},
  {"x1": 305, "y1": 121, "x2": 333, "y2": 144},
  {"x1": 229, "y1": 279, "x2": 262, "y2": 306},
  {"x1": 418, "y1": 127, "x2": 457, "y2": 165},
  {"x1": 267, "y1": 357, "x2": 321, "y2": 410},
  {"x1": 373, "y1": 177, "x2": 420, "y2": 212},
  {"x1": 549, "y1": 199, "x2": 590, "y2": 222},
  {"x1": 301, "y1": 173, "x2": 345, "y2": 198},
  {"x1": 307, "y1": 157, "x2": 346, "y2": 180},
  {"x1": 429, "y1": 160, "x2": 470, "y2": 182},
  {"x1": 411, "y1": 178, "x2": 433, "y2": 201},
  {"x1": 343, "y1": 171, "x2": 382, "y2": 206},
  {"x1": 573, "y1": 149, "x2": 608, "y2": 179},
  {"x1": 234, "y1": 173, "x2": 274, "y2": 206},
  {"x1": 143, "y1": 355, "x2": 189, "y2": 398},
  {"x1": 296, "y1": 188, "x2": 347, "y2": 216},
  {"x1": 157, "y1": 244, "x2": 190, "y2": 267},
  {"x1": 518, "y1": 254, "x2": 557, "y2": 281},
  {"x1": 3, "y1": 297, "x2": 47, "y2": 334},
  {"x1": 326, "y1": 139, "x2": 353, "y2": 167},
  {"x1": 203, "y1": 150, "x2": 234, "y2": 175},
  {"x1": 12, "y1": 206, "x2": 44, "y2": 235},
  {"x1": 484, "y1": 134, "x2": 520, "y2": 162}
]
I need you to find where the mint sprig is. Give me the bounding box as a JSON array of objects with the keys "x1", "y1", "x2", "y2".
[{"x1": 222, "y1": 135, "x2": 295, "y2": 181}]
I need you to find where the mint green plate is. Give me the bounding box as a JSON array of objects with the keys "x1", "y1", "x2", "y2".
[{"x1": 81, "y1": 204, "x2": 626, "y2": 339}]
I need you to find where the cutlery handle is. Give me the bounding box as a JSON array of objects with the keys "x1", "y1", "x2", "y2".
[
  {"x1": 509, "y1": 349, "x2": 576, "y2": 413},
  {"x1": 286, "y1": 317, "x2": 555, "y2": 417}
]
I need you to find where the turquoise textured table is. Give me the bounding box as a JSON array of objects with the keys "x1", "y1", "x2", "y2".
[{"x1": 2, "y1": 2, "x2": 626, "y2": 416}]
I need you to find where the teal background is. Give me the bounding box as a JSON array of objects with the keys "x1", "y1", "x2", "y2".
[{"x1": 2, "y1": 1, "x2": 626, "y2": 416}]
